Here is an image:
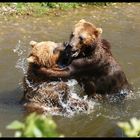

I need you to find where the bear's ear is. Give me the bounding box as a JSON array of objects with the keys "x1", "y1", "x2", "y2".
[
  {"x1": 97, "y1": 28, "x2": 103, "y2": 34},
  {"x1": 29, "y1": 41, "x2": 37, "y2": 48},
  {"x1": 27, "y1": 56, "x2": 35, "y2": 63},
  {"x1": 94, "y1": 28, "x2": 103, "y2": 37},
  {"x1": 79, "y1": 19, "x2": 86, "y2": 23}
]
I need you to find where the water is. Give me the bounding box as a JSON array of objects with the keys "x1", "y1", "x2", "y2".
[{"x1": 0, "y1": 3, "x2": 140, "y2": 137}]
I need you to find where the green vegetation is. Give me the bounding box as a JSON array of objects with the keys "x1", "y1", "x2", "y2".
[
  {"x1": 6, "y1": 113, "x2": 63, "y2": 137},
  {"x1": 117, "y1": 118, "x2": 140, "y2": 137},
  {"x1": 0, "y1": 2, "x2": 110, "y2": 17},
  {"x1": 1, "y1": 113, "x2": 140, "y2": 137}
]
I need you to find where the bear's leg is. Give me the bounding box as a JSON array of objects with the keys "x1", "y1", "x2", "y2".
[{"x1": 81, "y1": 80, "x2": 96, "y2": 97}]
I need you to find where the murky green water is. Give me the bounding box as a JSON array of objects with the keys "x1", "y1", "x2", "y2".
[{"x1": 0, "y1": 3, "x2": 140, "y2": 137}]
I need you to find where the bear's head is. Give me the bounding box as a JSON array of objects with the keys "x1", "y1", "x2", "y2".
[
  {"x1": 69, "y1": 19, "x2": 103, "y2": 57},
  {"x1": 27, "y1": 41, "x2": 63, "y2": 68}
]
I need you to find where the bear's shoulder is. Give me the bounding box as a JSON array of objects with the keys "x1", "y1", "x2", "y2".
[{"x1": 101, "y1": 39, "x2": 112, "y2": 53}]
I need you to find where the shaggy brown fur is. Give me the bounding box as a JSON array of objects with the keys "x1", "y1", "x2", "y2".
[
  {"x1": 34, "y1": 19, "x2": 132, "y2": 100},
  {"x1": 22, "y1": 41, "x2": 70, "y2": 112},
  {"x1": 23, "y1": 40, "x2": 88, "y2": 113}
]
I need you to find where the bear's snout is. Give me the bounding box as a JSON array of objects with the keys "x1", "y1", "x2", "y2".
[{"x1": 67, "y1": 43, "x2": 80, "y2": 58}]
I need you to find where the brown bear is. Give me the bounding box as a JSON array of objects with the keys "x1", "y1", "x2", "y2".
[
  {"x1": 22, "y1": 40, "x2": 70, "y2": 113},
  {"x1": 23, "y1": 40, "x2": 88, "y2": 114},
  {"x1": 34, "y1": 19, "x2": 132, "y2": 101}
]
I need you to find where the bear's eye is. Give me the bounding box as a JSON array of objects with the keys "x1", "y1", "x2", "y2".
[{"x1": 79, "y1": 35, "x2": 84, "y2": 41}]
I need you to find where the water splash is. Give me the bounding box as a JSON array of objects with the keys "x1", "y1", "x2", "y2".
[
  {"x1": 13, "y1": 40, "x2": 28, "y2": 74},
  {"x1": 13, "y1": 40, "x2": 135, "y2": 118},
  {"x1": 25, "y1": 80, "x2": 96, "y2": 118},
  {"x1": 12, "y1": 40, "x2": 97, "y2": 117},
  {"x1": 104, "y1": 89, "x2": 133, "y2": 104}
]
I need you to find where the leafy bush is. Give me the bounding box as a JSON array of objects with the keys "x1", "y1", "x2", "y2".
[
  {"x1": 117, "y1": 118, "x2": 140, "y2": 137},
  {"x1": 0, "y1": 2, "x2": 111, "y2": 16},
  {"x1": 6, "y1": 113, "x2": 63, "y2": 137}
]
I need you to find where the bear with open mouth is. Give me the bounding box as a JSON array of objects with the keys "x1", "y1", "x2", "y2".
[{"x1": 34, "y1": 19, "x2": 132, "y2": 101}]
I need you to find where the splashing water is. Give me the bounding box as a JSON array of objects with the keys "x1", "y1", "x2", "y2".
[
  {"x1": 28, "y1": 80, "x2": 97, "y2": 117},
  {"x1": 13, "y1": 40, "x2": 28, "y2": 74},
  {"x1": 13, "y1": 40, "x2": 97, "y2": 117},
  {"x1": 13, "y1": 40, "x2": 134, "y2": 118}
]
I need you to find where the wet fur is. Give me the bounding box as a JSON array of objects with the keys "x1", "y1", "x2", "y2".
[
  {"x1": 22, "y1": 41, "x2": 70, "y2": 113},
  {"x1": 35, "y1": 20, "x2": 132, "y2": 99},
  {"x1": 22, "y1": 41, "x2": 88, "y2": 113}
]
